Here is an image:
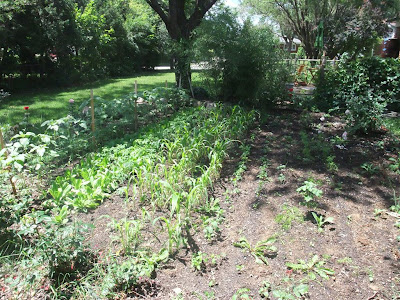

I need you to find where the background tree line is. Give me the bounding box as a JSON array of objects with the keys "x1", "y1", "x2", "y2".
[
  {"x1": 0, "y1": 0, "x2": 168, "y2": 91},
  {"x1": 243, "y1": 0, "x2": 400, "y2": 59}
]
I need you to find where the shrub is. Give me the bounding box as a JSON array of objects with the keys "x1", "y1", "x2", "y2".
[
  {"x1": 314, "y1": 56, "x2": 400, "y2": 133},
  {"x1": 194, "y1": 6, "x2": 290, "y2": 108}
]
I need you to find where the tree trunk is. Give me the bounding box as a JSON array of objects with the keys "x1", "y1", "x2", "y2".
[{"x1": 173, "y1": 44, "x2": 192, "y2": 90}]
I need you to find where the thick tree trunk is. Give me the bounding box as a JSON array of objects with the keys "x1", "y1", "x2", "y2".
[
  {"x1": 173, "y1": 42, "x2": 192, "y2": 91},
  {"x1": 145, "y1": 0, "x2": 217, "y2": 92}
]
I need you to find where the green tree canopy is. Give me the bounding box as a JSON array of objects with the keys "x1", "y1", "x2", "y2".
[{"x1": 244, "y1": 0, "x2": 395, "y2": 58}]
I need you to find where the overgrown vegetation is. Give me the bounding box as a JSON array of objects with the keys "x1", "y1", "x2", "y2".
[
  {"x1": 0, "y1": 98, "x2": 255, "y2": 298},
  {"x1": 194, "y1": 6, "x2": 290, "y2": 107},
  {"x1": 314, "y1": 56, "x2": 400, "y2": 133}
]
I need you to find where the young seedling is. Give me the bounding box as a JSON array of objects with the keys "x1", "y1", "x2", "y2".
[
  {"x1": 286, "y1": 255, "x2": 334, "y2": 281},
  {"x1": 296, "y1": 180, "x2": 323, "y2": 207},
  {"x1": 275, "y1": 205, "x2": 304, "y2": 230},
  {"x1": 361, "y1": 162, "x2": 379, "y2": 175},
  {"x1": 233, "y1": 236, "x2": 277, "y2": 265},
  {"x1": 311, "y1": 212, "x2": 334, "y2": 232},
  {"x1": 232, "y1": 288, "x2": 253, "y2": 300},
  {"x1": 191, "y1": 251, "x2": 208, "y2": 271}
]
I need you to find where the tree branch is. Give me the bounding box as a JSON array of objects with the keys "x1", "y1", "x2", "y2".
[
  {"x1": 187, "y1": 0, "x2": 218, "y2": 33},
  {"x1": 145, "y1": 0, "x2": 170, "y2": 26}
]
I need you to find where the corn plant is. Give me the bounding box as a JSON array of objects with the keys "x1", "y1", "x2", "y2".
[{"x1": 108, "y1": 217, "x2": 142, "y2": 255}]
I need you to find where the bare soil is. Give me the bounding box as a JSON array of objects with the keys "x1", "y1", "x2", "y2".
[{"x1": 79, "y1": 109, "x2": 400, "y2": 300}]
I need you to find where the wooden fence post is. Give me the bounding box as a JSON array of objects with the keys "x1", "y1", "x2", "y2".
[
  {"x1": 134, "y1": 81, "x2": 138, "y2": 130},
  {"x1": 0, "y1": 128, "x2": 17, "y2": 196}
]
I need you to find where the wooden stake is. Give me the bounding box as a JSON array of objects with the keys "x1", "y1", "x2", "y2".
[
  {"x1": 0, "y1": 128, "x2": 17, "y2": 196},
  {"x1": 0, "y1": 127, "x2": 5, "y2": 150},
  {"x1": 134, "y1": 81, "x2": 138, "y2": 130},
  {"x1": 90, "y1": 89, "x2": 96, "y2": 145}
]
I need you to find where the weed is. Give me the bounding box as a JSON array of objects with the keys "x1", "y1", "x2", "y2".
[
  {"x1": 311, "y1": 212, "x2": 334, "y2": 232},
  {"x1": 191, "y1": 252, "x2": 208, "y2": 272},
  {"x1": 296, "y1": 180, "x2": 323, "y2": 207},
  {"x1": 286, "y1": 255, "x2": 334, "y2": 281},
  {"x1": 232, "y1": 288, "x2": 253, "y2": 299},
  {"x1": 361, "y1": 162, "x2": 379, "y2": 175},
  {"x1": 275, "y1": 205, "x2": 304, "y2": 230},
  {"x1": 391, "y1": 191, "x2": 400, "y2": 214},
  {"x1": 326, "y1": 155, "x2": 338, "y2": 172},
  {"x1": 337, "y1": 257, "x2": 353, "y2": 265},
  {"x1": 278, "y1": 173, "x2": 286, "y2": 184},
  {"x1": 388, "y1": 153, "x2": 400, "y2": 174},
  {"x1": 233, "y1": 236, "x2": 277, "y2": 265},
  {"x1": 236, "y1": 264, "x2": 245, "y2": 272}
]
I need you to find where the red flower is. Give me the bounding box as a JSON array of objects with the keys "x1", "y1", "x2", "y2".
[{"x1": 24, "y1": 106, "x2": 29, "y2": 110}]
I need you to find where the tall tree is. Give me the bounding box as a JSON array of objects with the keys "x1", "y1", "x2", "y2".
[
  {"x1": 244, "y1": 0, "x2": 393, "y2": 58},
  {"x1": 145, "y1": 0, "x2": 218, "y2": 88}
]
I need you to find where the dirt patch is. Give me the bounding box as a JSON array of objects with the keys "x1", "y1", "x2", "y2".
[
  {"x1": 74, "y1": 109, "x2": 400, "y2": 299},
  {"x1": 153, "y1": 109, "x2": 400, "y2": 299}
]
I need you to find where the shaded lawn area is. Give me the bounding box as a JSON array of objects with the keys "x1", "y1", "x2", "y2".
[
  {"x1": 385, "y1": 118, "x2": 400, "y2": 137},
  {"x1": 0, "y1": 71, "x2": 202, "y2": 126}
]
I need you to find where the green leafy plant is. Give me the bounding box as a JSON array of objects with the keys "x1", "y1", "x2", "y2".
[
  {"x1": 391, "y1": 191, "x2": 400, "y2": 214},
  {"x1": 296, "y1": 180, "x2": 323, "y2": 207},
  {"x1": 314, "y1": 56, "x2": 400, "y2": 133},
  {"x1": 275, "y1": 205, "x2": 304, "y2": 230},
  {"x1": 326, "y1": 155, "x2": 338, "y2": 172},
  {"x1": 191, "y1": 251, "x2": 208, "y2": 271},
  {"x1": 361, "y1": 162, "x2": 379, "y2": 175},
  {"x1": 311, "y1": 212, "x2": 334, "y2": 232},
  {"x1": 388, "y1": 153, "x2": 400, "y2": 174},
  {"x1": 108, "y1": 218, "x2": 142, "y2": 256},
  {"x1": 259, "y1": 280, "x2": 308, "y2": 300},
  {"x1": 259, "y1": 281, "x2": 271, "y2": 298},
  {"x1": 233, "y1": 236, "x2": 277, "y2": 265},
  {"x1": 232, "y1": 143, "x2": 251, "y2": 185},
  {"x1": 232, "y1": 287, "x2": 253, "y2": 300},
  {"x1": 286, "y1": 255, "x2": 335, "y2": 281}
]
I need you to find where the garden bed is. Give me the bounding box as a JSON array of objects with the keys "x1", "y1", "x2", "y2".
[{"x1": 1, "y1": 106, "x2": 400, "y2": 299}]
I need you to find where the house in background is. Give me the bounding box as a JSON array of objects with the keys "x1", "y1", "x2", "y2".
[
  {"x1": 377, "y1": 21, "x2": 400, "y2": 58},
  {"x1": 279, "y1": 37, "x2": 302, "y2": 54}
]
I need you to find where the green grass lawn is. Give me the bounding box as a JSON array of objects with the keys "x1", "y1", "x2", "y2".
[
  {"x1": 385, "y1": 118, "x2": 400, "y2": 137},
  {"x1": 0, "y1": 71, "x2": 202, "y2": 126}
]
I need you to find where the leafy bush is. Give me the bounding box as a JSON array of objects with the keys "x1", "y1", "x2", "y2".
[
  {"x1": 194, "y1": 6, "x2": 289, "y2": 107},
  {"x1": 314, "y1": 56, "x2": 400, "y2": 133}
]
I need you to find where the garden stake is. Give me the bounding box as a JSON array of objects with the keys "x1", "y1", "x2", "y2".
[
  {"x1": 90, "y1": 89, "x2": 96, "y2": 146},
  {"x1": 0, "y1": 127, "x2": 17, "y2": 196},
  {"x1": 134, "y1": 81, "x2": 138, "y2": 130}
]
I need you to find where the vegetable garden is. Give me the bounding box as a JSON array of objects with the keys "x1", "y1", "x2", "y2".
[{"x1": 1, "y1": 79, "x2": 400, "y2": 299}]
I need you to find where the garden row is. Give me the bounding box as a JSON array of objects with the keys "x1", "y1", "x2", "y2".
[{"x1": 0, "y1": 103, "x2": 255, "y2": 299}]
